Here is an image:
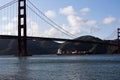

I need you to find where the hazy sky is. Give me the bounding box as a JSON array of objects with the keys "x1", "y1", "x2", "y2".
[{"x1": 0, "y1": 0, "x2": 120, "y2": 39}]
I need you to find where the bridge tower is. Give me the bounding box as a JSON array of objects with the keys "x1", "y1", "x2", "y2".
[
  {"x1": 18, "y1": 0, "x2": 27, "y2": 56},
  {"x1": 118, "y1": 28, "x2": 120, "y2": 53}
]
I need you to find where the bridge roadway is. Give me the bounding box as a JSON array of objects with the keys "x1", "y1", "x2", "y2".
[{"x1": 0, "y1": 35, "x2": 118, "y2": 46}]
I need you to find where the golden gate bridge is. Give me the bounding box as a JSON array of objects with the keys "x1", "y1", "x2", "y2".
[{"x1": 0, "y1": 0, "x2": 120, "y2": 56}]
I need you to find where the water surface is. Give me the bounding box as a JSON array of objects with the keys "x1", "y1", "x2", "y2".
[{"x1": 0, "y1": 54, "x2": 120, "y2": 80}]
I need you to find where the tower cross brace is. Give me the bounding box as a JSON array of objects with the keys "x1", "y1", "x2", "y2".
[{"x1": 18, "y1": 0, "x2": 27, "y2": 56}]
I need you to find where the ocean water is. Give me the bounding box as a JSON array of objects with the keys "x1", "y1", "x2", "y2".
[{"x1": 0, "y1": 54, "x2": 120, "y2": 80}]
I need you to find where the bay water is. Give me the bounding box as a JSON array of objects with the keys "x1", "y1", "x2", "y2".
[{"x1": 0, "y1": 54, "x2": 120, "y2": 80}]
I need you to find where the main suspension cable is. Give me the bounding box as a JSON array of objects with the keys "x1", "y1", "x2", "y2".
[
  {"x1": 27, "y1": 0, "x2": 78, "y2": 38},
  {"x1": 27, "y1": 5, "x2": 75, "y2": 38}
]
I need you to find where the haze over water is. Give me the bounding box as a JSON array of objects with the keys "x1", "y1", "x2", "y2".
[{"x1": 0, "y1": 54, "x2": 120, "y2": 80}]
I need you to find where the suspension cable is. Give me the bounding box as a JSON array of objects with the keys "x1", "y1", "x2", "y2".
[
  {"x1": 0, "y1": 0, "x2": 17, "y2": 11},
  {"x1": 105, "y1": 29, "x2": 117, "y2": 40},
  {"x1": 0, "y1": 0, "x2": 18, "y2": 35},
  {"x1": 27, "y1": 0, "x2": 78, "y2": 38},
  {"x1": 27, "y1": 5, "x2": 76, "y2": 38}
]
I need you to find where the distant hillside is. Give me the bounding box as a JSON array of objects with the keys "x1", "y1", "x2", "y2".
[
  {"x1": 27, "y1": 40, "x2": 60, "y2": 55},
  {"x1": 0, "y1": 39, "x2": 17, "y2": 55},
  {"x1": 60, "y1": 35, "x2": 118, "y2": 54},
  {"x1": 0, "y1": 39, "x2": 60, "y2": 55},
  {"x1": 0, "y1": 35, "x2": 119, "y2": 55}
]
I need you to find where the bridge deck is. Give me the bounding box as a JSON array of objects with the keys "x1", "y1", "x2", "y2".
[{"x1": 0, "y1": 35, "x2": 118, "y2": 46}]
